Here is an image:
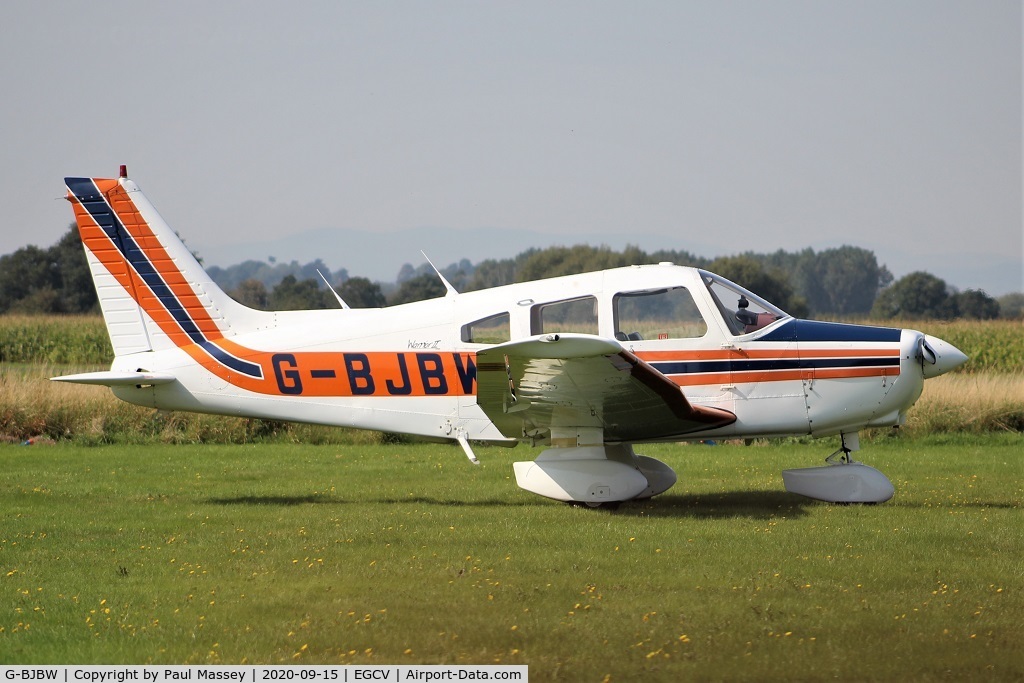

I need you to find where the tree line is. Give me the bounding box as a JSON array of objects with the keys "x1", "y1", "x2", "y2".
[{"x1": 2, "y1": 224, "x2": 1020, "y2": 320}]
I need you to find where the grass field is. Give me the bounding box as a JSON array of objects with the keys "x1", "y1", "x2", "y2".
[{"x1": 2, "y1": 436, "x2": 1021, "y2": 680}]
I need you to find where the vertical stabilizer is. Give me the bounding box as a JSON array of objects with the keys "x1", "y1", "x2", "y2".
[{"x1": 65, "y1": 169, "x2": 268, "y2": 358}]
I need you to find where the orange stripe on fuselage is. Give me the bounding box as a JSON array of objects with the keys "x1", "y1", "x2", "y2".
[{"x1": 183, "y1": 348, "x2": 478, "y2": 398}]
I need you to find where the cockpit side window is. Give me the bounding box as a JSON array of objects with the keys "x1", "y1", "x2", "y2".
[
  {"x1": 613, "y1": 287, "x2": 708, "y2": 341},
  {"x1": 532, "y1": 296, "x2": 599, "y2": 335},
  {"x1": 701, "y1": 271, "x2": 787, "y2": 335},
  {"x1": 461, "y1": 312, "x2": 511, "y2": 344}
]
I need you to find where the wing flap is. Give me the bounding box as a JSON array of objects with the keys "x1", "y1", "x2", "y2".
[{"x1": 476, "y1": 334, "x2": 735, "y2": 443}]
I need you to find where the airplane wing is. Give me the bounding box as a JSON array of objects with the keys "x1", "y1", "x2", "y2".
[{"x1": 475, "y1": 334, "x2": 735, "y2": 443}]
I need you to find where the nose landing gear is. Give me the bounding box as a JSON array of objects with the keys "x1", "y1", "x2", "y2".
[{"x1": 781, "y1": 432, "x2": 895, "y2": 504}]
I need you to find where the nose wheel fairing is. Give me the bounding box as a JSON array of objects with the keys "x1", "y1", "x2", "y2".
[
  {"x1": 782, "y1": 461, "x2": 895, "y2": 503},
  {"x1": 781, "y1": 432, "x2": 895, "y2": 504}
]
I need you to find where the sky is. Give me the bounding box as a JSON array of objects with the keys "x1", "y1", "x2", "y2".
[{"x1": 2, "y1": 1, "x2": 1021, "y2": 294}]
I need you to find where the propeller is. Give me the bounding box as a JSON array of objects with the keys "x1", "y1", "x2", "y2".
[{"x1": 915, "y1": 334, "x2": 968, "y2": 379}]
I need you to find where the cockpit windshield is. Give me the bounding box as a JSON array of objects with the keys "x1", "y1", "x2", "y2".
[{"x1": 700, "y1": 270, "x2": 789, "y2": 336}]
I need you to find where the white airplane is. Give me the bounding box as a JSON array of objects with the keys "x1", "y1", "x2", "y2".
[{"x1": 53, "y1": 168, "x2": 968, "y2": 506}]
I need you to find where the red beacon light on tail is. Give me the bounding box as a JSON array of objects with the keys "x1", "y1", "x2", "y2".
[{"x1": 119, "y1": 164, "x2": 128, "y2": 179}]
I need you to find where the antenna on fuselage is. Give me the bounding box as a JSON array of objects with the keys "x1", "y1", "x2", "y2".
[
  {"x1": 421, "y1": 251, "x2": 459, "y2": 297},
  {"x1": 317, "y1": 269, "x2": 351, "y2": 309}
]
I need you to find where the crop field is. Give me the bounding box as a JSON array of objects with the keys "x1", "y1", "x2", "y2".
[
  {"x1": 0, "y1": 316, "x2": 111, "y2": 366},
  {"x1": 2, "y1": 437, "x2": 1022, "y2": 680}
]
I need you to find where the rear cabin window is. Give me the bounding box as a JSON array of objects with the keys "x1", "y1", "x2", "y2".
[
  {"x1": 461, "y1": 312, "x2": 511, "y2": 344},
  {"x1": 613, "y1": 287, "x2": 708, "y2": 340},
  {"x1": 532, "y1": 296, "x2": 599, "y2": 335}
]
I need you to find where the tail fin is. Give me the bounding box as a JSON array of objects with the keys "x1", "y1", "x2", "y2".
[{"x1": 65, "y1": 168, "x2": 267, "y2": 358}]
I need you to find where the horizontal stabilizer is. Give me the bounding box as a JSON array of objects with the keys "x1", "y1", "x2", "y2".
[{"x1": 50, "y1": 371, "x2": 176, "y2": 387}]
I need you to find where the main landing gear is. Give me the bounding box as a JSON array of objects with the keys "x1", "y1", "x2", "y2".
[
  {"x1": 512, "y1": 444, "x2": 676, "y2": 507},
  {"x1": 781, "y1": 432, "x2": 895, "y2": 504}
]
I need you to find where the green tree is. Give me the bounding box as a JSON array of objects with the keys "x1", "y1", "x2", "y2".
[
  {"x1": 872, "y1": 271, "x2": 955, "y2": 319},
  {"x1": 997, "y1": 292, "x2": 1024, "y2": 319},
  {"x1": 757, "y1": 246, "x2": 889, "y2": 316},
  {"x1": 0, "y1": 224, "x2": 97, "y2": 314},
  {"x1": 52, "y1": 224, "x2": 98, "y2": 313},
  {"x1": 465, "y1": 249, "x2": 545, "y2": 291},
  {"x1": 230, "y1": 278, "x2": 270, "y2": 310},
  {"x1": 815, "y1": 246, "x2": 888, "y2": 316},
  {"x1": 208, "y1": 260, "x2": 275, "y2": 291},
  {"x1": 517, "y1": 245, "x2": 644, "y2": 282},
  {"x1": 952, "y1": 289, "x2": 1000, "y2": 320},
  {"x1": 338, "y1": 277, "x2": 386, "y2": 308},
  {"x1": 269, "y1": 275, "x2": 331, "y2": 310},
  {"x1": 396, "y1": 263, "x2": 417, "y2": 284},
  {"x1": 389, "y1": 273, "x2": 448, "y2": 305},
  {"x1": 0, "y1": 245, "x2": 54, "y2": 312},
  {"x1": 208, "y1": 259, "x2": 347, "y2": 293},
  {"x1": 465, "y1": 258, "x2": 518, "y2": 291}
]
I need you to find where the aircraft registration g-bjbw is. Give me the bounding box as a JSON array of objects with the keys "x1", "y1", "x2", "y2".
[{"x1": 54, "y1": 168, "x2": 968, "y2": 506}]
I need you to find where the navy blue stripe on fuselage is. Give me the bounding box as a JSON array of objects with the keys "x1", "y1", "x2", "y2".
[
  {"x1": 651, "y1": 356, "x2": 899, "y2": 377},
  {"x1": 757, "y1": 319, "x2": 902, "y2": 343},
  {"x1": 193, "y1": 342, "x2": 264, "y2": 378},
  {"x1": 67, "y1": 178, "x2": 263, "y2": 379}
]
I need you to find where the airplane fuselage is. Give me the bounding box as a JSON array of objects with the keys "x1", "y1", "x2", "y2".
[{"x1": 103, "y1": 264, "x2": 938, "y2": 445}]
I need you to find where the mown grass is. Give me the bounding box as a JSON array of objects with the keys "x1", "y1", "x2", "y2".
[{"x1": 1, "y1": 437, "x2": 1021, "y2": 680}]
